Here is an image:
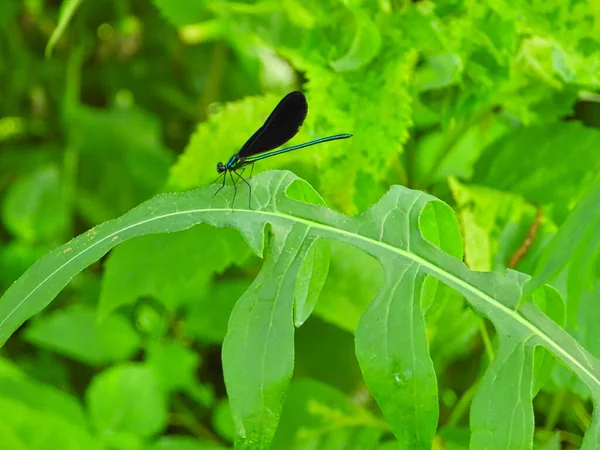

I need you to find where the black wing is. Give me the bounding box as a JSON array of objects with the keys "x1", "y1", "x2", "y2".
[{"x1": 238, "y1": 91, "x2": 308, "y2": 158}]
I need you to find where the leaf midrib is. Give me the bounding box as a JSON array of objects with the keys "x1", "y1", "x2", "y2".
[{"x1": 2, "y1": 206, "x2": 598, "y2": 389}]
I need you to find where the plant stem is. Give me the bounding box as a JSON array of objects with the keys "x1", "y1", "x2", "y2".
[
  {"x1": 544, "y1": 388, "x2": 566, "y2": 432},
  {"x1": 508, "y1": 207, "x2": 543, "y2": 268},
  {"x1": 447, "y1": 383, "x2": 477, "y2": 426},
  {"x1": 171, "y1": 396, "x2": 223, "y2": 443}
]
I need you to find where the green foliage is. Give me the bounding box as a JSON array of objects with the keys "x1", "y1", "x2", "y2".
[
  {"x1": 86, "y1": 363, "x2": 168, "y2": 443},
  {"x1": 98, "y1": 225, "x2": 255, "y2": 316},
  {"x1": 23, "y1": 306, "x2": 141, "y2": 365},
  {"x1": 473, "y1": 123, "x2": 600, "y2": 206},
  {"x1": 2, "y1": 164, "x2": 70, "y2": 242},
  {"x1": 1, "y1": 0, "x2": 600, "y2": 449},
  {"x1": 271, "y1": 379, "x2": 384, "y2": 449},
  {"x1": 1, "y1": 171, "x2": 599, "y2": 449},
  {"x1": 0, "y1": 358, "x2": 102, "y2": 449}
]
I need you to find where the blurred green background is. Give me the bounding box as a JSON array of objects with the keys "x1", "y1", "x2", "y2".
[{"x1": 1, "y1": 0, "x2": 600, "y2": 449}]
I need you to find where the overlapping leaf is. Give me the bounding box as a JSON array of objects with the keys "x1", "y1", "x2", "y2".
[{"x1": 0, "y1": 171, "x2": 599, "y2": 449}]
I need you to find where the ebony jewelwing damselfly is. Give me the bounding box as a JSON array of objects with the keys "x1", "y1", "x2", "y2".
[{"x1": 214, "y1": 91, "x2": 352, "y2": 208}]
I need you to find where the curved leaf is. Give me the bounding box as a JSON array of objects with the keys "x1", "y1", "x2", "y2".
[
  {"x1": 329, "y1": 10, "x2": 382, "y2": 72},
  {"x1": 45, "y1": 0, "x2": 85, "y2": 58},
  {"x1": 0, "y1": 171, "x2": 599, "y2": 449}
]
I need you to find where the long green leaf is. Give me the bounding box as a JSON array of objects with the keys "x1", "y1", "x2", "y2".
[
  {"x1": 0, "y1": 171, "x2": 599, "y2": 449},
  {"x1": 45, "y1": 0, "x2": 85, "y2": 58}
]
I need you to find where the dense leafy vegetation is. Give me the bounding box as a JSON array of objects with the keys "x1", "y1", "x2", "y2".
[{"x1": 1, "y1": 1, "x2": 599, "y2": 449}]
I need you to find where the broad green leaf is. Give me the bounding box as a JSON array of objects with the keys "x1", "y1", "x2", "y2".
[
  {"x1": 449, "y1": 177, "x2": 555, "y2": 272},
  {"x1": 397, "y1": 4, "x2": 447, "y2": 52},
  {"x1": 355, "y1": 194, "x2": 463, "y2": 449},
  {"x1": 270, "y1": 379, "x2": 383, "y2": 449},
  {"x1": 183, "y1": 279, "x2": 250, "y2": 345},
  {"x1": 86, "y1": 363, "x2": 168, "y2": 439},
  {"x1": 0, "y1": 357, "x2": 87, "y2": 427},
  {"x1": 414, "y1": 116, "x2": 509, "y2": 187},
  {"x1": 470, "y1": 295, "x2": 599, "y2": 450},
  {"x1": 414, "y1": 53, "x2": 463, "y2": 91},
  {"x1": 99, "y1": 225, "x2": 254, "y2": 317},
  {"x1": 23, "y1": 306, "x2": 141, "y2": 365},
  {"x1": 525, "y1": 180, "x2": 600, "y2": 317},
  {"x1": 69, "y1": 105, "x2": 172, "y2": 224},
  {"x1": 0, "y1": 397, "x2": 102, "y2": 450},
  {"x1": 355, "y1": 254, "x2": 437, "y2": 449},
  {"x1": 266, "y1": 175, "x2": 330, "y2": 328},
  {"x1": 45, "y1": 0, "x2": 84, "y2": 58},
  {"x1": 2, "y1": 165, "x2": 69, "y2": 242},
  {"x1": 146, "y1": 340, "x2": 214, "y2": 406},
  {"x1": 1, "y1": 171, "x2": 600, "y2": 448},
  {"x1": 473, "y1": 122, "x2": 600, "y2": 206},
  {"x1": 146, "y1": 340, "x2": 200, "y2": 392},
  {"x1": 304, "y1": 51, "x2": 416, "y2": 211},
  {"x1": 14, "y1": 349, "x2": 71, "y2": 390},
  {"x1": 212, "y1": 399, "x2": 235, "y2": 443},
  {"x1": 329, "y1": 10, "x2": 381, "y2": 72},
  {"x1": 557, "y1": 281, "x2": 600, "y2": 403},
  {"x1": 152, "y1": 0, "x2": 209, "y2": 27},
  {"x1": 0, "y1": 358, "x2": 101, "y2": 449},
  {"x1": 576, "y1": 282, "x2": 600, "y2": 361},
  {"x1": 222, "y1": 222, "x2": 319, "y2": 448}
]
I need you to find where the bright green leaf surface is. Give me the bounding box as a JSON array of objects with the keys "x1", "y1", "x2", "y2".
[
  {"x1": 449, "y1": 177, "x2": 557, "y2": 273},
  {"x1": 2, "y1": 165, "x2": 69, "y2": 242},
  {"x1": 329, "y1": 10, "x2": 381, "y2": 72},
  {"x1": 86, "y1": 363, "x2": 168, "y2": 439},
  {"x1": 146, "y1": 340, "x2": 214, "y2": 407},
  {"x1": 1, "y1": 2, "x2": 596, "y2": 448},
  {"x1": 0, "y1": 171, "x2": 599, "y2": 449},
  {"x1": 99, "y1": 225, "x2": 254, "y2": 317},
  {"x1": 271, "y1": 379, "x2": 383, "y2": 449},
  {"x1": 0, "y1": 358, "x2": 101, "y2": 449},
  {"x1": 23, "y1": 306, "x2": 141, "y2": 365},
  {"x1": 183, "y1": 279, "x2": 250, "y2": 345},
  {"x1": 356, "y1": 262, "x2": 438, "y2": 449},
  {"x1": 212, "y1": 399, "x2": 235, "y2": 444},
  {"x1": 473, "y1": 122, "x2": 600, "y2": 206},
  {"x1": 70, "y1": 105, "x2": 172, "y2": 224},
  {"x1": 526, "y1": 180, "x2": 600, "y2": 315},
  {"x1": 152, "y1": 0, "x2": 209, "y2": 27},
  {"x1": 355, "y1": 193, "x2": 463, "y2": 449},
  {"x1": 576, "y1": 282, "x2": 600, "y2": 361}
]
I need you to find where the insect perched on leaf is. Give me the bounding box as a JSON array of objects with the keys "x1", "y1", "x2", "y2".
[{"x1": 214, "y1": 91, "x2": 352, "y2": 208}]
